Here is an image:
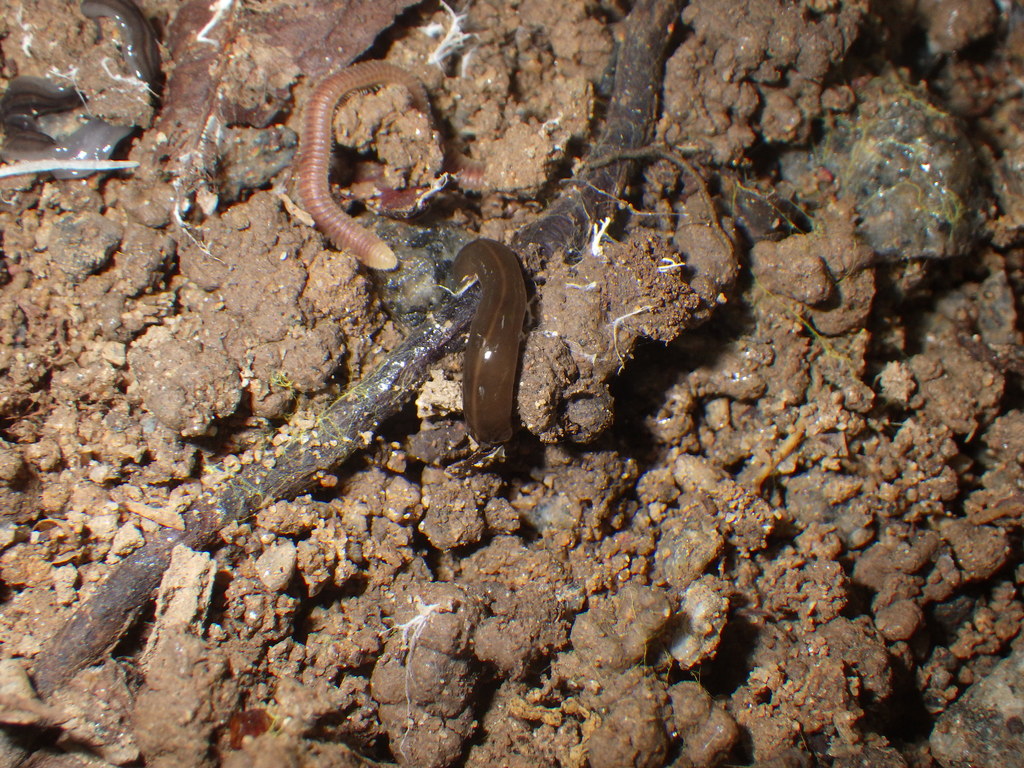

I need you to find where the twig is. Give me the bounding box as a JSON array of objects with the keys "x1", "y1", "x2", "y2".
[
  {"x1": 582, "y1": 144, "x2": 733, "y2": 259},
  {"x1": 33, "y1": 284, "x2": 481, "y2": 696},
  {"x1": 512, "y1": 0, "x2": 685, "y2": 260}
]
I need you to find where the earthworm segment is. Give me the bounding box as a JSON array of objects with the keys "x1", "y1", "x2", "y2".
[{"x1": 296, "y1": 61, "x2": 433, "y2": 270}]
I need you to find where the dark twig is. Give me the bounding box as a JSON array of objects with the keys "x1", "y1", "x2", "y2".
[
  {"x1": 33, "y1": 286, "x2": 480, "y2": 696},
  {"x1": 512, "y1": 0, "x2": 685, "y2": 260},
  {"x1": 585, "y1": 144, "x2": 734, "y2": 260}
]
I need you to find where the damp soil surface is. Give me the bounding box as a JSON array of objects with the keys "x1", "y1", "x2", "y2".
[{"x1": 2, "y1": 0, "x2": 1024, "y2": 767}]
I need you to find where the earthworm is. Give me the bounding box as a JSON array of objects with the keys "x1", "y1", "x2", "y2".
[
  {"x1": 80, "y1": 0, "x2": 162, "y2": 86},
  {"x1": 295, "y1": 60, "x2": 434, "y2": 270},
  {"x1": 452, "y1": 238, "x2": 528, "y2": 445}
]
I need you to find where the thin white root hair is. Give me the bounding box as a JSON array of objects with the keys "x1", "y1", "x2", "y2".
[
  {"x1": 459, "y1": 46, "x2": 477, "y2": 78},
  {"x1": 424, "y1": 1, "x2": 475, "y2": 70},
  {"x1": 170, "y1": 182, "x2": 220, "y2": 261},
  {"x1": 46, "y1": 66, "x2": 87, "y2": 105},
  {"x1": 16, "y1": 6, "x2": 35, "y2": 58},
  {"x1": 196, "y1": 0, "x2": 236, "y2": 45},
  {"x1": 410, "y1": 172, "x2": 454, "y2": 209},
  {"x1": 590, "y1": 216, "x2": 614, "y2": 261},
  {"x1": 395, "y1": 598, "x2": 444, "y2": 648},
  {"x1": 392, "y1": 598, "x2": 451, "y2": 759},
  {"x1": 100, "y1": 57, "x2": 156, "y2": 100},
  {"x1": 657, "y1": 255, "x2": 686, "y2": 272},
  {"x1": 611, "y1": 305, "x2": 654, "y2": 369}
]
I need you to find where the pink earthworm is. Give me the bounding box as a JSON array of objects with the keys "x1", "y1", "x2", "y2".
[{"x1": 297, "y1": 60, "x2": 481, "y2": 270}]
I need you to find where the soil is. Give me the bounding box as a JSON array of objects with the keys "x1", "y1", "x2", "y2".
[{"x1": 1, "y1": 0, "x2": 1023, "y2": 767}]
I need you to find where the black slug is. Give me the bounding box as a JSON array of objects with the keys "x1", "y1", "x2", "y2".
[
  {"x1": 0, "y1": 76, "x2": 84, "y2": 129},
  {"x1": 0, "y1": 76, "x2": 133, "y2": 179},
  {"x1": 2, "y1": 119, "x2": 133, "y2": 178},
  {"x1": 80, "y1": 0, "x2": 161, "y2": 86},
  {"x1": 452, "y1": 238, "x2": 528, "y2": 446}
]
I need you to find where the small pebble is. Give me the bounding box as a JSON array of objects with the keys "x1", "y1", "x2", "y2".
[
  {"x1": 255, "y1": 540, "x2": 297, "y2": 592},
  {"x1": 668, "y1": 577, "x2": 729, "y2": 669},
  {"x1": 825, "y1": 77, "x2": 982, "y2": 261}
]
